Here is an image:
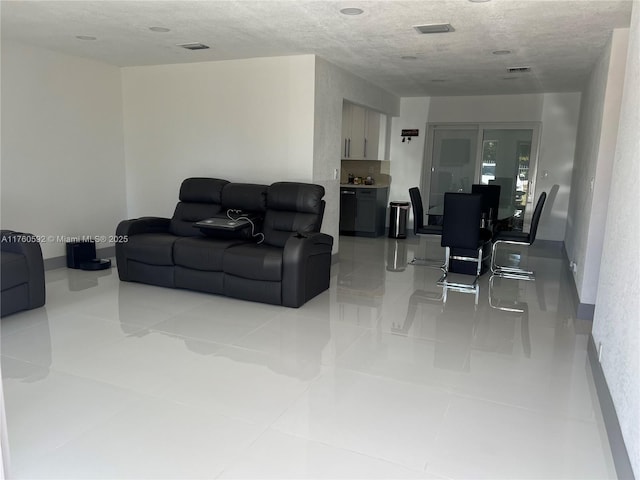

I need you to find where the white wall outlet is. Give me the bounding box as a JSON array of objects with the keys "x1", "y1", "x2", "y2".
[
  {"x1": 572, "y1": 261, "x2": 578, "y2": 274},
  {"x1": 598, "y1": 342, "x2": 603, "y2": 362},
  {"x1": 590, "y1": 177, "x2": 595, "y2": 192},
  {"x1": 334, "y1": 168, "x2": 339, "y2": 180}
]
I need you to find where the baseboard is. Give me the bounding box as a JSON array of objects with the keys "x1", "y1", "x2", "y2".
[
  {"x1": 561, "y1": 243, "x2": 596, "y2": 321},
  {"x1": 531, "y1": 239, "x2": 564, "y2": 252},
  {"x1": 43, "y1": 246, "x2": 116, "y2": 271},
  {"x1": 587, "y1": 336, "x2": 636, "y2": 480}
]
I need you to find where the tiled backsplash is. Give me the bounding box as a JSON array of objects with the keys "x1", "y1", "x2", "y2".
[{"x1": 341, "y1": 160, "x2": 391, "y2": 185}]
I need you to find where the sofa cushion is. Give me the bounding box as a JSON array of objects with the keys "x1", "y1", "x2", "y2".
[
  {"x1": 169, "y1": 178, "x2": 229, "y2": 236},
  {"x1": 223, "y1": 243, "x2": 283, "y2": 282},
  {"x1": 1, "y1": 252, "x2": 28, "y2": 290},
  {"x1": 174, "y1": 237, "x2": 246, "y2": 271},
  {"x1": 267, "y1": 182, "x2": 324, "y2": 213},
  {"x1": 262, "y1": 182, "x2": 325, "y2": 248},
  {"x1": 221, "y1": 183, "x2": 268, "y2": 213},
  {"x1": 180, "y1": 178, "x2": 229, "y2": 203},
  {"x1": 124, "y1": 233, "x2": 177, "y2": 266},
  {"x1": 170, "y1": 203, "x2": 224, "y2": 237}
]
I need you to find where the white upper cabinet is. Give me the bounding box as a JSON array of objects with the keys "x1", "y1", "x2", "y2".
[{"x1": 341, "y1": 102, "x2": 382, "y2": 160}]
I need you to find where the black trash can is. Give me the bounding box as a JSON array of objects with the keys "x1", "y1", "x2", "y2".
[{"x1": 388, "y1": 201, "x2": 409, "y2": 238}]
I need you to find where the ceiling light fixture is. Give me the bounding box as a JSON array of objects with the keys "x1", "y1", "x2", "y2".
[
  {"x1": 401, "y1": 55, "x2": 417, "y2": 60},
  {"x1": 468, "y1": 0, "x2": 492, "y2": 3},
  {"x1": 149, "y1": 26, "x2": 171, "y2": 33},
  {"x1": 340, "y1": 7, "x2": 364, "y2": 15},
  {"x1": 414, "y1": 24, "x2": 454, "y2": 34},
  {"x1": 492, "y1": 50, "x2": 511, "y2": 55},
  {"x1": 177, "y1": 42, "x2": 210, "y2": 50},
  {"x1": 508, "y1": 66, "x2": 531, "y2": 73},
  {"x1": 75, "y1": 35, "x2": 96, "y2": 41}
]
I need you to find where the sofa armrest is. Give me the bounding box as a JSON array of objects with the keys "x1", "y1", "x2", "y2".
[
  {"x1": 1, "y1": 230, "x2": 46, "y2": 310},
  {"x1": 115, "y1": 218, "x2": 171, "y2": 281},
  {"x1": 281, "y1": 232, "x2": 333, "y2": 307},
  {"x1": 116, "y1": 217, "x2": 171, "y2": 237}
]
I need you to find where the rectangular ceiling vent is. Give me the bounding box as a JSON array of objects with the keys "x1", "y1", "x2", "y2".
[
  {"x1": 177, "y1": 42, "x2": 210, "y2": 50},
  {"x1": 414, "y1": 24, "x2": 454, "y2": 34},
  {"x1": 508, "y1": 66, "x2": 531, "y2": 73}
]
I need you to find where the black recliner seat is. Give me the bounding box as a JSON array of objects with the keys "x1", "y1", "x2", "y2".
[
  {"x1": 115, "y1": 178, "x2": 333, "y2": 308},
  {"x1": 117, "y1": 178, "x2": 231, "y2": 288},
  {"x1": 1, "y1": 230, "x2": 46, "y2": 317},
  {"x1": 223, "y1": 182, "x2": 331, "y2": 307}
]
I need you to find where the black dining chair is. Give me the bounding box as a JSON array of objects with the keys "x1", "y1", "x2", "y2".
[
  {"x1": 471, "y1": 183, "x2": 501, "y2": 227},
  {"x1": 408, "y1": 187, "x2": 443, "y2": 266},
  {"x1": 490, "y1": 191, "x2": 547, "y2": 280},
  {"x1": 437, "y1": 192, "x2": 492, "y2": 289}
]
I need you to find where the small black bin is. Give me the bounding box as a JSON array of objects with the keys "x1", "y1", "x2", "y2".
[
  {"x1": 66, "y1": 241, "x2": 96, "y2": 269},
  {"x1": 388, "y1": 201, "x2": 409, "y2": 239}
]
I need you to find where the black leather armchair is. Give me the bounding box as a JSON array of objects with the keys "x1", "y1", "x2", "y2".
[
  {"x1": 116, "y1": 178, "x2": 333, "y2": 308},
  {"x1": 1, "y1": 230, "x2": 46, "y2": 317}
]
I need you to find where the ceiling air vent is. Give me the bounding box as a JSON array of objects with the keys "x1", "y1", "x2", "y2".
[
  {"x1": 508, "y1": 66, "x2": 531, "y2": 73},
  {"x1": 414, "y1": 23, "x2": 454, "y2": 34},
  {"x1": 177, "y1": 42, "x2": 210, "y2": 50}
]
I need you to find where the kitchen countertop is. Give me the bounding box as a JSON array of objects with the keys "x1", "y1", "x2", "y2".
[{"x1": 340, "y1": 184, "x2": 389, "y2": 189}]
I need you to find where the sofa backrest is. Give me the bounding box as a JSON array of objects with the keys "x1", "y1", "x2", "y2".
[
  {"x1": 221, "y1": 183, "x2": 268, "y2": 213},
  {"x1": 262, "y1": 182, "x2": 325, "y2": 247},
  {"x1": 170, "y1": 178, "x2": 229, "y2": 236}
]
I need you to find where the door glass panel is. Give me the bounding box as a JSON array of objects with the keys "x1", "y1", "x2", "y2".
[
  {"x1": 427, "y1": 128, "x2": 478, "y2": 215},
  {"x1": 481, "y1": 129, "x2": 533, "y2": 231}
]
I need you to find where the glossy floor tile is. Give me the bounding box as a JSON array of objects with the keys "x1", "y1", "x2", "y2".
[{"x1": 1, "y1": 235, "x2": 616, "y2": 479}]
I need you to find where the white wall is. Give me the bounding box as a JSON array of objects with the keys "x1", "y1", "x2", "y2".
[
  {"x1": 388, "y1": 97, "x2": 430, "y2": 224},
  {"x1": 426, "y1": 93, "x2": 581, "y2": 242},
  {"x1": 313, "y1": 58, "x2": 400, "y2": 250},
  {"x1": 565, "y1": 29, "x2": 629, "y2": 306},
  {"x1": 121, "y1": 55, "x2": 316, "y2": 219},
  {"x1": 0, "y1": 42, "x2": 126, "y2": 259},
  {"x1": 593, "y1": 3, "x2": 640, "y2": 477},
  {"x1": 537, "y1": 93, "x2": 581, "y2": 241}
]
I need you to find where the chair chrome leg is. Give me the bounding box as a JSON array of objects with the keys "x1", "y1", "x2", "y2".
[
  {"x1": 491, "y1": 239, "x2": 535, "y2": 280},
  {"x1": 408, "y1": 257, "x2": 445, "y2": 269},
  {"x1": 409, "y1": 236, "x2": 444, "y2": 269},
  {"x1": 437, "y1": 247, "x2": 480, "y2": 290}
]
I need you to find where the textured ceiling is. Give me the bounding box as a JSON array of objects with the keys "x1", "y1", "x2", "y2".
[{"x1": 0, "y1": 0, "x2": 633, "y2": 97}]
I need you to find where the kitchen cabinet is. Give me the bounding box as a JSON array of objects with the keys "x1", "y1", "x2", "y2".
[
  {"x1": 341, "y1": 103, "x2": 381, "y2": 160},
  {"x1": 340, "y1": 186, "x2": 388, "y2": 237}
]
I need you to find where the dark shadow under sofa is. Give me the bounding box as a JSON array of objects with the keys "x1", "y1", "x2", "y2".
[
  {"x1": 1, "y1": 230, "x2": 46, "y2": 317},
  {"x1": 115, "y1": 178, "x2": 334, "y2": 308}
]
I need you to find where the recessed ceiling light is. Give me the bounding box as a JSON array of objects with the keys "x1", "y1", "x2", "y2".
[
  {"x1": 502, "y1": 76, "x2": 518, "y2": 80},
  {"x1": 340, "y1": 7, "x2": 364, "y2": 15},
  {"x1": 414, "y1": 24, "x2": 455, "y2": 34},
  {"x1": 492, "y1": 50, "x2": 512, "y2": 55},
  {"x1": 401, "y1": 55, "x2": 418, "y2": 60},
  {"x1": 149, "y1": 26, "x2": 171, "y2": 33},
  {"x1": 468, "y1": 0, "x2": 492, "y2": 3},
  {"x1": 75, "y1": 35, "x2": 96, "y2": 41}
]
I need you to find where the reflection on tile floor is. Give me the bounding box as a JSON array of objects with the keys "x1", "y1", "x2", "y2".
[{"x1": 1, "y1": 235, "x2": 616, "y2": 479}]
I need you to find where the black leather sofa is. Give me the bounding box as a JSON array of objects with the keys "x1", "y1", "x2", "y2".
[
  {"x1": 116, "y1": 178, "x2": 333, "y2": 308},
  {"x1": 1, "y1": 230, "x2": 46, "y2": 317}
]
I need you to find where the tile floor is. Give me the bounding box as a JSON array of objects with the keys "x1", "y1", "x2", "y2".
[{"x1": 0, "y1": 235, "x2": 616, "y2": 479}]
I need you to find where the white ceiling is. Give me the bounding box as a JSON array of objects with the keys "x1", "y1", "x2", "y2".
[{"x1": 0, "y1": 0, "x2": 633, "y2": 97}]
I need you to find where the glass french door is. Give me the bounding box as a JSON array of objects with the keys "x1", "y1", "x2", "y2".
[
  {"x1": 422, "y1": 123, "x2": 540, "y2": 231},
  {"x1": 424, "y1": 126, "x2": 479, "y2": 219}
]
